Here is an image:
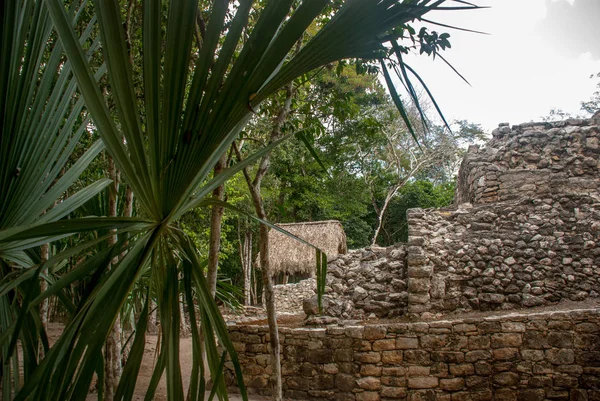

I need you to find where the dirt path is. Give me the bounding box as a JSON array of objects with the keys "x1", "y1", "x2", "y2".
[{"x1": 45, "y1": 324, "x2": 274, "y2": 401}]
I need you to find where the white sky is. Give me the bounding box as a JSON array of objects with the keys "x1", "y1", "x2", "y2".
[{"x1": 401, "y1": 0, "x2": 600, "y2": 132}]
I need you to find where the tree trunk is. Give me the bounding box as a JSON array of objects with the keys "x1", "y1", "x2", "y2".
[
  {"x1": 105, "y1": 156, "x2": 122, "y2": 401},
  {"x1": 257, "y1": 205, "x2": 282, "y2": 401},
  {"x1": 207, "y1": 155, "x2": 227, "y2": 299},
  {"x1": 371, "y1": 186, "x2": 397, "y2": 247},
  {"x1": 233, "y1": 76, "x2": 295, "y2": 401},
  {"x1": 239, "y1": 228, "x2": 253, "y2": 306},
  {"x1": 148, "y1": 299, "x2": 158, "y2": 333},
  {"x1": 179, "y1": 293, "x2": 190, "y2": 337}
]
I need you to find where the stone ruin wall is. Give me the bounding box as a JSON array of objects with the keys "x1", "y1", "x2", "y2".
[
  {"x1": 226, "y1": 308, "x2": 600, "y2": 400},
  {"x1": 407, "y1": 119, "x2": 600, "y2": 316},
  {"x1": 406, "y1": 196, "x2": 600, "y2": 315},
  {"x1": 455, "y1": 119, "x2": 600, "y2": 205},
  {"x1": 273, "y1": 117, "x2": 600, "y2": 318},
  {"x1": 274, "y1": 245, "x2": 408, "y2": 319}
]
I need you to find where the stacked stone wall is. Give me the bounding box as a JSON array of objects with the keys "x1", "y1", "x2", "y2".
[
  {"x1": 456, "y1": 120, "x2": 600, "y2": 205},
  {"x1": 226, "y1": 308, "x2": 600, "y2": 400},
  {"x1": 273, "y1": 118, "x2": 600, "y2": 318},
  {"x1": 274, "y1": 245, "x2": 407, "y2": 318},
  {"x1": 406, "y1": 195, "x2": 600, "y2": 315},
  {"x1": 274, "y1": 279, "x2": 317, "y2": 313}
]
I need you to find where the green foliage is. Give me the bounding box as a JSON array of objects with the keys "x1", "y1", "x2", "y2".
[
  {"x1": 380, "y1": 180, "x2": 455, "y2": 245},
  {"x1": 0, "y1": 1, "x2": 485, "y2": 400}
]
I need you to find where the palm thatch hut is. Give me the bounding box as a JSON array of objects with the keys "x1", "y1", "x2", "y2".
[{"x1": 268, "y1": 220, "x2": 347, "y2": 277}]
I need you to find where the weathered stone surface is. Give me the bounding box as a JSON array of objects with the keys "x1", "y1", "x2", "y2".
[
  {"x1": 357, "y1": 377, "x2": 381, "y2": 391},
  {"x1": 227, "y1": 118, "x2": 600, "y2": 401},
  {"x1": 227, "y1": 308, "x2": 600, "y2": 401},
  {"x1": 408, "y1": 377, "x2": 439, "y2": 389}
]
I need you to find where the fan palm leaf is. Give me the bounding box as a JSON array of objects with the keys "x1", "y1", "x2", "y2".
[{"x1": 2, "y1": 0, "x2": 480, "y2": 400}]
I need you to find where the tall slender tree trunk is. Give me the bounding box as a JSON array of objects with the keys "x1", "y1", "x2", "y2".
[
  {"x1": 238, "y1": 222, "x2": 253, "y2": 306},
  {"x1": 105, "y1": 156, "x2": 122, "y2": 401},
  {"x1": 207, "y1": 155, "x2": 227, "y2": 299},
  {"x1": 244, "y1": 231, "x2": 253, "y2": 306},
  {"x1": 255, "y1": 196, "x2": 282, "y2": 401},
  {"x1": 371, "y1": 186, "x2": 397, "y2": 247},
  {"x1": 234, "y1": 75, "x2": 295, "y2": 401}
]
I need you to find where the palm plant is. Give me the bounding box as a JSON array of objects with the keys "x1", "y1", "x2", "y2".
[
  {"x1": 0, "y1": 2, "x2": 115, "y2": 399},
  {"x1": 0, "y1": 0, "x2": 480, "y2": 400}
]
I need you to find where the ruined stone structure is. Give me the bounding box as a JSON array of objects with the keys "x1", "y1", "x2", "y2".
[
  {"x1": 408, "y1": 119, "x2": 600, "y2": 316},
  {"x1": 226, "y1": 308, "x2": 600, "y2": 400},
  {"x1": 236, "y1": 118, "x2": 600, "y2": 399},
  {"x1": 274, "y1": 117, "x2": 600, "y2": 318},
  {"x1": 275, "y1": 246, "x2": 408, "y2": 319}
]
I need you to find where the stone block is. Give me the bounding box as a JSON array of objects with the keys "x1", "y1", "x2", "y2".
[
  {"x1": 501, "y1": 322, "x2": 526, "y2": 332},
  {"x1": 407, "y1": 366, "x2": 430, "y2": 376},
  {"x1": 335, "y1": 373, "x2": 356, "y2": 392},
  {"x1": 345, "y1": 326, "x2": 364, "y2": 339},
  {"x1": 381, "y1": 376, "x2": 407, "y2": 387},
  {"x1": 356, "y1": 391, "x2": 380, "y2": 401},
  {"x1": 381, "y1": 386, "x2": 407, "y2": 399},
  {"x1": 334, "y1": 348, "x2": 353, "y2": 362},
  {"x1": 449, "y1": 363, "x2": 475, "y2": 376},
  {"x1": 408, "y1": 293, "x2": 431, "y2": 304},
  {"x1": 408, "y1": 265, "x2": 433, "y2": 277},
  {"x1": 363, "y1": 325, "x2": 387, "y2": 340},
  {"x1": 421, "y1": 334, "x2": 448, "y2": 349},
  {"x1": 517, "y1": 389, "x2": 546, "y2": 401},
  {"x1": 454, "y1": 323, "x2": 477, "y2": 333},
  {"x1": 468, "y1": 336, "x2": 490, "y2": 350},
  {"x1": 396, "y1": 337, "x2": 419, "y2": 349},
  {"x1": 493, "y1": 372, "x2": 519, "y2": 386},
  {"x1": 495, "y1": 389, "x2": 517, "y2": 401},
  {"x1": 307, "y1": 349, "x2": 333, "y2": 364},
  {"x1": 465, "y1": 375, "x2": 490, "y2": 390},
  {"x1": 409, "y1": 278, "x2": 431, "y2": 293},
  {"x1": 372, "y1": 339, "x2": 396, "y2": 351},
  {"x1": 491, "y1": 333, "x2": 522, "y2": 348},
  {"x1": 492, "y1": 347, "x2": 519, "y2": 361},
  {"x1": 465, "y1": 350, "x2": 491, "y2": 363},
  {"x1": 440, "y1": 378, "x2": 465, "y2": 391},
  {"x1": 360, "y1": 364, "x2": 382, "y2": 377},
  {"x1": 548, "y1": 332, "x2": 574, "y2": 348},
  {"x1": 432, "y1": 351, "x2": 465, "y2": 363},
  {"x1": 404, "y1": 350, "x2": 431, "y2": 364},
  {"x1": 381, "y1": 350, "x2": 403, "y2": 365},
  {"x1": 408, "y1": 376, "x2": 439, "y2": 389},
  {"x1": 546, "y1": 349, "x2": 575, "y2": 365},
  {"x1": 357, "y1": 377, "x2": 381, "y2": 391},
  {"x1": 355, "y1": 352, "x2": 381, "y2": 364},
  {"x1": 287, "y1": 376, "x2": 310, "y2": 390}
]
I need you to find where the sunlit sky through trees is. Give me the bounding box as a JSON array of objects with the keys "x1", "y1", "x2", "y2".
[{"x1": 399, "y1": 0, "x2": 600, "y2": 132}]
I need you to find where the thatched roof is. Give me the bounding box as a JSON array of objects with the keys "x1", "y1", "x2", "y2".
[{"x1": 268, "y1": 220, "x2": 347, "y2": 275}]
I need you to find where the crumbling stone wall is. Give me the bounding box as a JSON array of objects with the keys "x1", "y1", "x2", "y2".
[
  {"x1": 226, "y1": 308, "x2": 600, "y2": 400},
  {"x1": 273, "y1": 118, "x2": 600, "y2": 318},
  {"x1": 274, "y1": 245, "x2": 407, "y2": 318},
  {"x1": 274, "y1": 279, "x2": 317, "y2": 313},
  {"x1": 455, "y1": 119, "x2": 600, "y2": 205},
  {"x1": 405, "y1": 118, "x2": 600, "y2": 316},
  {"x1": 406, "y1": 196, "x2": 600, "y2": 314}
]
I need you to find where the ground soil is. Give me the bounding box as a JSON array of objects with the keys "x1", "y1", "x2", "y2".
[{"x1": 45, "y1": 324, "x2": 272, "y2": 401}]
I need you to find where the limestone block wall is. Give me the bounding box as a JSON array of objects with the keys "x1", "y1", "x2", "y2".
[
  {"x1": 273, "y1": 245, "x2": 407, "y2": 318},
  {"x1": 406, "y1": 194, "x2": 600, "y2": 315},
  {"x1": 225, "y1": 308, "x2": 600, "y2": 400},
  {"x1": 455, "y1": 120, "x2": 600, "y2": 205}
]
